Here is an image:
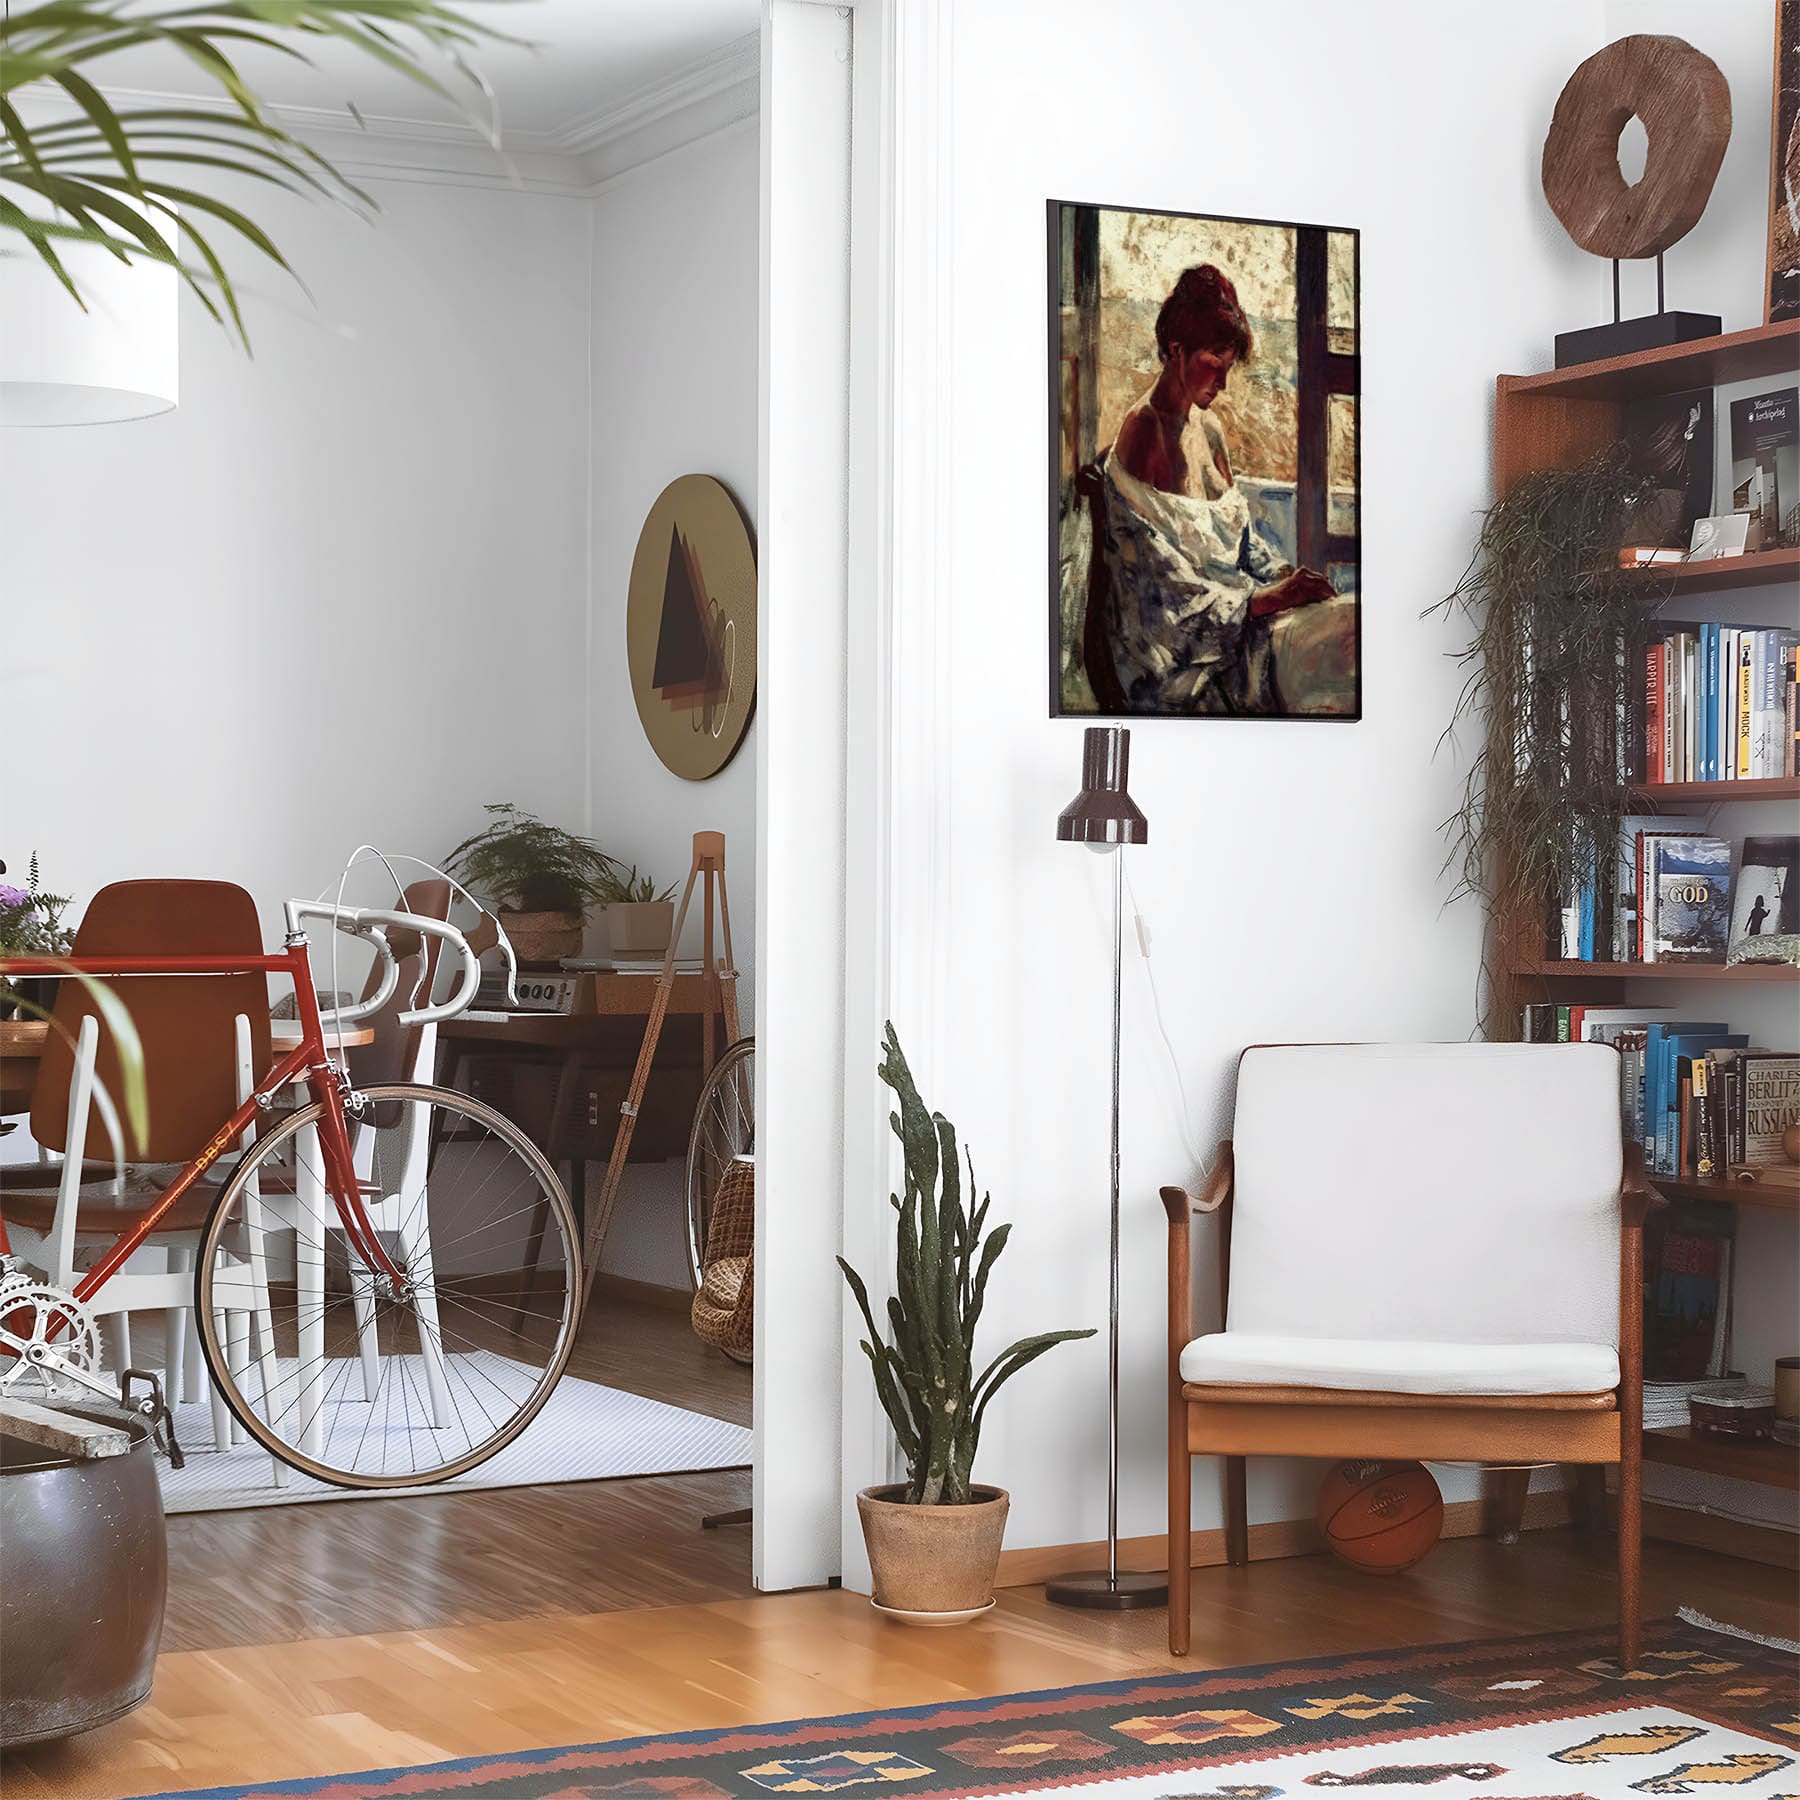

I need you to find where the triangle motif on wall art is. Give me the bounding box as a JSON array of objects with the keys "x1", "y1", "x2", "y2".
[{"x1": 652, "y1": 524, "x2": 727, "y2": 712}]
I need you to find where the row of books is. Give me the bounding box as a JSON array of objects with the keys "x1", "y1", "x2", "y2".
[
  {"x1": 1554, "y1": 829, "x2": 1796, "y2": 965},
  {"x1": 1519, "y1": 1004, "x2": 1800, "y2": 1180},
  {"x1": 1639, "y1": 625, "x2": 1799, "y2": 784}
]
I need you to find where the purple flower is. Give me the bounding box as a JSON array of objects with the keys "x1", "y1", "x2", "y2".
[{"x1": 0, "y1": 886, "x2": 31, "y2": 910}]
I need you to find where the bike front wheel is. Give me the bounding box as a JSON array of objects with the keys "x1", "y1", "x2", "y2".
[{"x1": 195, "y1": 1082, "x2": 581, "y2": 1488}]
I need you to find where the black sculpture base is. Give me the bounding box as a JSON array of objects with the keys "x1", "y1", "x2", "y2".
[
  {"x1": 1044, "y1": 1568, "x2": 1169, "y2": 1610},
  {"x1": 1554, "y1": 311, "x2": 1722, "y2": 369}
]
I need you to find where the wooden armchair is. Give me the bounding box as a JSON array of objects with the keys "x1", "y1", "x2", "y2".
[{"x1": 1162, "y1": 1043, "x2": 1650, "y2": 1668}]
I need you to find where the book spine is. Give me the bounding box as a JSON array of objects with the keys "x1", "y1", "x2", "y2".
[
  {"x1": 1666, "y1": 639, "x2": 1679, "y2": 783},
  {"x1": 1645, "y1": 641, "x2": 1662, "y2": 784},
  {"x1": 1737, "y1": 635, "x2": 1754, "y2": 778},
  {"x1": 1678, "y1": 1069, "x2": 1693, "y2": 1179},
  {"x1": 1695, "y1": 1057, "x2": 1715, "y2": 1178},
  {"x1": 1704, "y1": 623, "x2": 1719, "y2": 783},
  {"x1": 1555, "y1": 1005, "x2": 1571, "y2": 1044},
  {"x1": 1719, "y1": 627, "x2": 1737, "y2": 780},
  {"x1": 1788, "y1": 646, "x2": 1799, "y2": 779}
]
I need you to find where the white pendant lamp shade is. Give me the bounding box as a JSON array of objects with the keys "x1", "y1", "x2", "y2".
[{"x1": 0, "y1": 214, "x2": 179, "y2": 426}]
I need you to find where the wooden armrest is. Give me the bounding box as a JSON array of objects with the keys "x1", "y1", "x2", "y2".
[{"x1": 1161, "y1": 1142, "x2": 1233, "y2": 1222}]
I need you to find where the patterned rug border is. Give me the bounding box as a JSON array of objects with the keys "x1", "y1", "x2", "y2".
[{"x1": 128, "y1": 1612, "x2": 1794, "y2": 1800}]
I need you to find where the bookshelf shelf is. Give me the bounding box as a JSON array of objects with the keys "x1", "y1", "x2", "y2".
[
  {"x1": 1626, "y1": 547, "x2": 1800, "y2": 596},
  {"x1": 1500, "y1": 320, "x2": 1800, "y2": 403},
  {"x1": 1512, "y1": 959, "x2": 1800, "y2": 983},
  {"x1": 1630, "y1": 776, "x2": 1800, "y2": 804},
  {"x1": 1642, "y1": 1425, "x2": 1800, "y2": 1491},
  {"x1": 1648, "y1": 1174, "x2": 1800, "y2": 1215}
]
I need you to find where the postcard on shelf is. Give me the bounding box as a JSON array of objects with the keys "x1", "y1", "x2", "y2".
[
  {"x1": 1729, "y1": 387, "x2": 1797, "y2": 552},
  {"x1": 1728, "y1": 835, "x2": 1799, "y2": 954},
  {"x1": 1623, "y1": 387, "x2": 1713, "y2": 549},
  {"x1": 1688, "y1": 512, "x2": 1752, "y2": 560},
  {"x1": 1739, "y1": 1052, "x2": 1800, "y2": 1166}
]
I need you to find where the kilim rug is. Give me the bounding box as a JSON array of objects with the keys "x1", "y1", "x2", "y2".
[{"x1": 133, "y1": 1612, "x2": 1797, "y2": 1800}]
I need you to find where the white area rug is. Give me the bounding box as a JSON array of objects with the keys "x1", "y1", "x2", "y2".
[{"x1": 155, "y1": 1366, "x2": 751, "y2": 1513}]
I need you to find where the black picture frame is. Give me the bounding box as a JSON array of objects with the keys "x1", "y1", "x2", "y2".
[{"x1": 1047, "y1": 197, "x2": 1363, "y2": 722}]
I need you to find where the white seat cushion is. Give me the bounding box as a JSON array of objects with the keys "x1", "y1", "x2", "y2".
[{"x1": 1180, "y1": 1332, "x2": 1619, "y2": 1397}]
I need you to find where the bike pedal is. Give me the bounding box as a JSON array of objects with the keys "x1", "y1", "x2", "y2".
[{"x1": 121, "y1": 1367, "x2": 185, "y2": 1470}]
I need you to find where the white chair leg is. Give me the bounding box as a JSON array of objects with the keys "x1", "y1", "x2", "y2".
[
  {"x1": 164, "y1": 1244, "x2": 190, "y2": 1404},
  {"x1": 347, "y1": 1245, "x2": 381, "y2": 1403},
  {"x1": 398, "y1": 1201, "x2": 451, "y2": 1430},
  {"x1": 297, "y1": 1122, "x2": 328, "y2": 1463},
  {"x1": 103, "y1": 1311, "x2": 133, "y2": 1376},
  {"x1": 207, "y1": 1304, "x2": 234, "y2": 1453},
  {"x1": 180, "y1": 1305, "x2": 205, "y2": 1404},
  {"x1": 224, "y1": 1310, "x2": 251, "y2": 1444}
]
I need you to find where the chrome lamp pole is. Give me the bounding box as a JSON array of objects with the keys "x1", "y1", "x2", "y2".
[{"x1": 1045, "y1": 724, "x2": 1166, "y2": 1611}]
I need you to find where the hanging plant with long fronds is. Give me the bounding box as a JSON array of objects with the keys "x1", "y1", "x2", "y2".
[
  {"x1": 0, "y1": 0, "x2": 515, "y2": 346},
  {"x1": 1429, "y1": 446, "x2": 1668, "y2": 1032}
]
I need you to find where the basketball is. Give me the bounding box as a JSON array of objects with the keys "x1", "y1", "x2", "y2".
[{"x1": 1315, "y1": 1460, "x2": 1443, "y2": 1574}]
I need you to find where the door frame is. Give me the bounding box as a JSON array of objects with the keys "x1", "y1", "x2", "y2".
[{"x1": 754, "y1": 0, "x2": 954, "y2": 1592}]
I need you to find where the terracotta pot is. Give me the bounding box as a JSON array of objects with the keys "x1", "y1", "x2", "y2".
[
  {"x1": 605, "y1": 900, "x2": 675, "y2": 958},
  {"x1": 856, "y1": 1484, "x2": 1008, "y2": 1621},
  {"x1": 499, "y1": 909, "x2": 585, "y2": 969}
]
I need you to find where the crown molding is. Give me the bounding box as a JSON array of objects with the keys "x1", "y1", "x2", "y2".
[
  {"x1": 554, "y1": 31, "x2": 759, "y2": 158},
  {"x1": 13, "y1": 32, "x2": 761, "y2": 196}
]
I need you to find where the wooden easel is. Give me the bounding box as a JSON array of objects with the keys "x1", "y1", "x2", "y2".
[{"x1": 579, "y1": 831, "x2": 740, "y2": 1313}]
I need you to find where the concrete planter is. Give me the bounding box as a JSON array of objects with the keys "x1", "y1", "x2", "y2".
[
  {"x1": 604, "y1": 900, "x2": 675, "y2": 959},
  {"x1": 856, "y1": 1484, "x2": 1008, "y2": 1623},
  {"x1": 0, "y1": 1406, "x2": 166, "y2": 1746},
  {"x1": 499, "y1": 909, "x2": 585, "y2": 968}
]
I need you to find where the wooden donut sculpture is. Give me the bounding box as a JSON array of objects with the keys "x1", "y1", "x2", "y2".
[{"x1": 1542, "y1": 34, "x2": 1731, "y2": 260}]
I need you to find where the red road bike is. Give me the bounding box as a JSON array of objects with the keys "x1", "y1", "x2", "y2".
[{"x1": 0, "y1": 900, "x2": 581, "y2": 1488}]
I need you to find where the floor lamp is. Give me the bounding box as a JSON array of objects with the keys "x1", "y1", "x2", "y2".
[{"x1": 1046, "y1": 724, "x2": 1166, "y2": 1610}]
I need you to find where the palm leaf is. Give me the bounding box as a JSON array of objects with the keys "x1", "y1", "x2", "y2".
[{"x1": 0, "y1": 0, "x2": 521, "y2": 343}]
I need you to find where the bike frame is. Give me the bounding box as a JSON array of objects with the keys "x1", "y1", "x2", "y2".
[{"x1": 0, "y1": 937, "x2": 406, "y2": 1299}]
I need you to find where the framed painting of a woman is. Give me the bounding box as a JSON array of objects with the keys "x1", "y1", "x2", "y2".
[{"x1": 1049, "y1": 200, "x2": 1361, "y2": 720}]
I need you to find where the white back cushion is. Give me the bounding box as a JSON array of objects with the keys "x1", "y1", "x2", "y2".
[{"x1": 1227, "y1": 1044, "x2": 1622, "y2": 1348}]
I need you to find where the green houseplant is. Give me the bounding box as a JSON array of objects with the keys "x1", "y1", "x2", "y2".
[
  {"x1": 593, "y1": 860, "x2": 678, "y2": 961},
  {"x1": 1429, "y1": 445, "x2": 1661, "y2": 1035},
  {"x1": 445, "y1": 804, "x2": 618, "y2": 968},
  {"x1": 838, "y1": 1025, "x2": 1094, "y2": 1621}
]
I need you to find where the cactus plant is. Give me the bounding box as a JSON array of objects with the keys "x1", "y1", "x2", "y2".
[{"x1": 838, "y1": 1024, "x2": 1094, "y2": 1506}]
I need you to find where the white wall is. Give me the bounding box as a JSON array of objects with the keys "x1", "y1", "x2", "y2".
[
  {"x1": 867, "y1": 0, "x2": 1631, "y2": 1557},
  {"x1": 2, "y1": 177, "x2": 592, "y2": 925},
  {"x1": 585, "y1": 119, "x2": 763, "y2": 1286}
]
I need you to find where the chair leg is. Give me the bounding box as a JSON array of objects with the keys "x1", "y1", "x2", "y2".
[
  {"x1": 1224, "y1": 1455, "x2": 1249, "y2": 1567},
  {"x1": 1571, "y1": 1464, "x2": 1608, "y2": 1541},
  {"x1": 164, "y1": 1244, "x2": 191, "y2": 1405},
  {"x1": 1168, "y1": 1446, "x2": 1191, "y2": 1656},
  {"x1": 1487, "y1": 1466, "x2": 1532, "y2": 1544},
  {"x1": 1617, "y1": 1446, "x2": 1642, "y2": 1670}
]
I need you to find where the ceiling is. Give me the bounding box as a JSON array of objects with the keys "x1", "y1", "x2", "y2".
[{"x1": 93, "y1": 1, "x2": 762, "y2": 148}]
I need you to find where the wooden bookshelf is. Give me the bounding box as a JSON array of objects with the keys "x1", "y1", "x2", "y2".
[
  {"x1": 1643, "y1": 1426, "x2": 1800, "y2": 1491},
  {"x1": 1512, "y1": 959, "x2": 1800, "y2": 983},
  {"x1": 1629, "y1": 775, "x2": 1800, "y2": 804},
  {"x1": 1490, "y1": 325, "x2": 1800, "y2": 1561},
  {"x1": 1625, "y1": 546, "x2": 1800, "y2": 595},
  {"x1": 1501, "y1": 318, "x2": 1800, "y2": 403},
  {"x1": 1648, "y1": 1174, "x2": 1800, "y2": 1215}
]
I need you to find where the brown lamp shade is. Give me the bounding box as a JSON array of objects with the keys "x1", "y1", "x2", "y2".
[{"x1": 1056, "y1": 725, "x2": 1148, "y2": 847}]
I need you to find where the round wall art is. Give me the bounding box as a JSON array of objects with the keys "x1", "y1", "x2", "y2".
[{"x1": 625, "y1": 474, "x2": 757, "y2": 782}]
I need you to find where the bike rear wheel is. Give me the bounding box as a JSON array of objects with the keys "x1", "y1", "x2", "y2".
[
  {"x1": 195, "y1": 1082, "x2": 581, "y2": 1488},
  {"x1": 684, "y1": 1037, "x2": 755, "y2": 1290}
]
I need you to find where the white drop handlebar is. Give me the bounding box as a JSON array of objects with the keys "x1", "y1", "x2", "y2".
[{"x1": 281, "y1": 900, "x2": 507, "y2": 1028}]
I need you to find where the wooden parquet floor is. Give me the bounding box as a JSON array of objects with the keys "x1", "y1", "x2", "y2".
[{"x1": 7, "y1": 1534, "x2": 1796, "y2": 1799}]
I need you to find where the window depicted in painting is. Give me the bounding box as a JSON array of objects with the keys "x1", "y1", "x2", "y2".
[{"x1": 1050, "y1": 202, "x2": 1360, "y2": 719}]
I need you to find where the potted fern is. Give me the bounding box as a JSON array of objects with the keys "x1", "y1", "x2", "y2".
[
  {"x1": 445, "y1": 805, "x2": 618, "y2": 968},
  {"x1": 838, "y1": 1025, "x2": 1094, "y2": 1623}
]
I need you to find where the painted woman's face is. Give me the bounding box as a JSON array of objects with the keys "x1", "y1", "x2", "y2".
[{"x1": 1173, "y1": 346, "x2": 1235, "y2": 412}]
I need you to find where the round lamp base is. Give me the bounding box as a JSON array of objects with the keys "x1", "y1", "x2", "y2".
[{"x1": 1043, "y1": 1568, "x2": 1169, "y2": 1610}]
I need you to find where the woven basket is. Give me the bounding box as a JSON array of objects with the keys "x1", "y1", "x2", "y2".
[{"x1": 691, "y1": 1156, "x2": 754, "y2": 1362}]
